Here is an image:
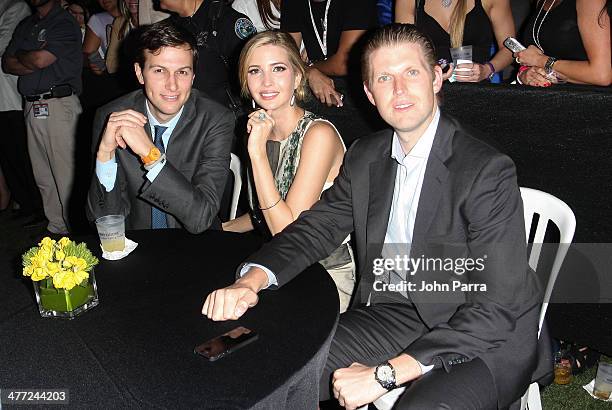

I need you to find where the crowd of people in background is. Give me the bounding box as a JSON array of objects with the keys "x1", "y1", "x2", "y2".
[
  {"x1": 0, "y1": 0, "x2": 610, "y2": 233},
  {"x1": 0, "y1": 0, "x2": 612, "y2": 227}
]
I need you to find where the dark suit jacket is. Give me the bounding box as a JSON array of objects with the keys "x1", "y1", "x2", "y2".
[
  {"x1": 248, "y1": 113, "x2": 543, "y2": 407},
  {"x1": 87, "y1": 89, "x2": 233, "y2": 233}
]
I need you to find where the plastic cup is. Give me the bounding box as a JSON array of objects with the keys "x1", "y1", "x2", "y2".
[
  {"x1": 448, "y1": 46, "x2": 473, "y2": 82},
  {"x1": 450, "y1": 45, "x2": 473, "y2": 66},
  {"x1": 593, "y1": 362, "x2": 612, "y2": 400},
  {"x1": 95, "y1": 215, "x2": 125, "y2": 252}
]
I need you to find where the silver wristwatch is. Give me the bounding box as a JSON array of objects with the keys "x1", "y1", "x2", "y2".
[
  {"x1": 544, "y1": 56, "x2": 557, "y2": 75},
  {"x1": 374, "y1": 361, "x2": 398, "y2": 390}
]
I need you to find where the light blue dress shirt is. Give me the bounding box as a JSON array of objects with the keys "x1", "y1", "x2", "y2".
[{"x1": 95, "y1": 102, "x2": 184, "y2": 191}]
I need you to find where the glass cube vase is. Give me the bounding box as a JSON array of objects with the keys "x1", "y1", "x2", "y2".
[{"x1": 33, "y1": 271, "x2": 99, "y2": 319}]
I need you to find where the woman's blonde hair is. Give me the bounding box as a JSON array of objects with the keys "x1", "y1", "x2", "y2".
[
  {"x1": 449, "y1": 0, "x2": 468, "y2": 48},
  {"x1": 117, "y1": 0, "x2": 136, "y2": 40},
  {"x1": 238, "y1": 31, "x2": 308, "y2": 103}
]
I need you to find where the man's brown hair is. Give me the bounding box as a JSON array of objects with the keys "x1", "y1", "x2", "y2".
[{"x1": 362, "y1": 24, "x2": 437, "y2": 85}]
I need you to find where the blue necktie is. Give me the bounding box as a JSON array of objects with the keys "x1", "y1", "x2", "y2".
[{"x1": 151, "y1": 125, "x2": 168, "y2": 229}]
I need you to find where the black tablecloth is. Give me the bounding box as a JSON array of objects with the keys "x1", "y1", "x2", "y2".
[{"x1": 0, "y1": 230, "x2": 339, "y2": 409}]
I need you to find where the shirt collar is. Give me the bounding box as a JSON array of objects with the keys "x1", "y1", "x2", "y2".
[
  {"x1": 145, "y1": 101, "x2": 184, "y2": 130},
  {"x1": 391, "y1": 107, "x2": 440, "y2": 163}
]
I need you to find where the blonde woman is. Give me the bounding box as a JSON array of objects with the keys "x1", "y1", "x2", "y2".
[
  {"x1": 223, "y1": 31, "x2": 355, "y2": 312},
  {"x1": 396, "y1": 0, "x2": 515, "y2": 82}
]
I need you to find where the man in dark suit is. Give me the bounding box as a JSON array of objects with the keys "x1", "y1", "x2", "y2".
[
  {"x1": 203, "y1": 24, "x2": 542, "y2": 408},
  {"x1": 87, "y1": 20, "x2": 233, "y2": 233}
]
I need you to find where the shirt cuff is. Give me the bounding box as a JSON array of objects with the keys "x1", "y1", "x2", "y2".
[
  {"x1": 239, "y1": 263, "x2": 278, "y2": 288},
  {"x1": 417, "y1": 361, "x2": 434, "y2": 375},
  {"x1": 95, "y1": 158, "x2": 117, "y2": 192},
  {"x1": 145, "y1": 158, "x2": 166, "y2": 182}
]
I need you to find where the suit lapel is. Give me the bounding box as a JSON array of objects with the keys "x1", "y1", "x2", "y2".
[
  {"x1": 411, "y1": 113, "x2": 454, "y2": 241},
  {"x1": 365, "y1": 131, "x2": 396, "y2": 271},
  {"x1": 409, "y1": 113, "x2": 454, "y2": 316}
]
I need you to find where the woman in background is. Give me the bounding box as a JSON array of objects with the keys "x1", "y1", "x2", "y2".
[
  {"x1": 232, "y1": 0, "x2": 281, "y2": 32},
  {"x1": 83, "y1": 0, "x2": 120, "y2": 74},
  {"x1": 395, "y1": 0, "x2": 515, "y2": 82},
  {"x1": 223, "y1": 31, "x2": 355, "y2": 312},
  {"x1": 516, "y1": 0, "x2": 611, "y2": 87},
  {"x1": 66, "y1": 0, "x2": 90, "y2": 41},
  {"x1": 281, "y1": 0, "x2": 379, "y2": 107},
  {"x1": 105, "y1": 0, "x2": 137, "y2": 74}
]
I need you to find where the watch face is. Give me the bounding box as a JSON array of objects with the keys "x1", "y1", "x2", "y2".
[
  {"x1": 377, "y1": 365, "x2": 393, "y2": 381},
  {"x1": 150, "y1": 147, "x2": 161, "y2": 160}
]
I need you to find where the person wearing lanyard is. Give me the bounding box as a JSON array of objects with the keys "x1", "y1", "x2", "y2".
[
  {"x1": 160, "y1": 0, "x2": 256, "y2": 110},
  {"x1": 88, "y1": 20, "x2": 233, "y2": 233},
  {"x1": 3, "y1": 0, "x2": 83, "y2": 235},
  {"x1": 281, "y1": 0, "x2": 379, "y2": 107}
]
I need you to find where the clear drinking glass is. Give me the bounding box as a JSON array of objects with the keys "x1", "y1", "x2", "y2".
[
  {"x1": 449, "y1": 45, "x2": 473, "y2": 81},
  {"x1": 594, "y1": 362, "x2": 612, "y2": 400}
]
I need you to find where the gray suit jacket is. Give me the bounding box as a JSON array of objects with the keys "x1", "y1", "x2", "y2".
[
  {"x1": 87, "y1": 89, "x2": 233, "y2": 233},
  {"x1": 248, "y1": 113, "x2": 543, "y2": 407}
]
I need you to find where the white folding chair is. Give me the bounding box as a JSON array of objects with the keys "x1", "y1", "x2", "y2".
[
  {"x1": 360, "y1": 187, "x2": 576, "y2": 410},
  {"x1": 229, "y1": 153, "x2": 242, "y2": 220},
  {"x1": 519, "y1": 187, "x2": 575, "y2": 410}
]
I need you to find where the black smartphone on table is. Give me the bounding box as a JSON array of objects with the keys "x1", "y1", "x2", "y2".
[{"x1": 194, "y1": 326, "x2": 258, "y2": 361}]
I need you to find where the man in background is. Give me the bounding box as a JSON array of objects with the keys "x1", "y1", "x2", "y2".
[
  {"x1": 2, "y1": 0, "x2": 83, "y2": 234},
  {"x1": 160, "y1": 0, "x2": 255, "y2": 111},
  {"x1": 0, "y1": 0, "x2": 44, "y2": 221}
]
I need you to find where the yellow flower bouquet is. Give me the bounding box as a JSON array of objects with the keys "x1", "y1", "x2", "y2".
[{"x1": 22, "y1": 237, "x2": 100, "y2": 319}]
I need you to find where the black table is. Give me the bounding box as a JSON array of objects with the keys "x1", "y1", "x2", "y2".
[{"x1": 0, "y1": 230, "x2": 339, "y2": 409}]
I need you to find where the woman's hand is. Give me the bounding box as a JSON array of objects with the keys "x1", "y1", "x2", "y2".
[
  {"x1": 247, "y1": 109, "x2": 275, "y2": 159},
  {"x1": 222, "y1": 214, "x2": 254, "y2": 233},
  {"x1": 515, "y1": 45, "x2": 548, "y2": 68},
  {"x1": 454, "y1": 62, "x2": 492, "y2": 82},
  {"x1": 307, "y1": 67, "x2": 343, "y2": 107},
  {"x1": 519, "y1": 66, "x2": 555, "y2": 87},
  {"x1": 441, "y1": 63, "x2": 455, "y2": 81}
]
